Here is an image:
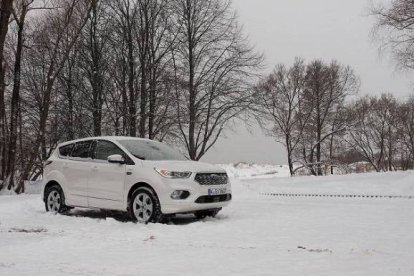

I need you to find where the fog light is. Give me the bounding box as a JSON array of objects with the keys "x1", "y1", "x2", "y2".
[{"x1": 171, "y1": 190, "x2": 190, "y2": 200}]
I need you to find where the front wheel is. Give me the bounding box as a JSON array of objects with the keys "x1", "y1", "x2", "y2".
[
  {"x1": 45, "y1": 185, "x2": 67, "y2": 214},
  {"x1": 129, "y1": 188, "x2": 163, "y2": 223},
  {"x1": 195, "y1": 208, "x2": 221, "y2": 219}
]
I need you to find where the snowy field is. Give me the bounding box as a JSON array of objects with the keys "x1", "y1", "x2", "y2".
[{"x1": 1, "y1": 166, "x2": 414, "y2": 275}]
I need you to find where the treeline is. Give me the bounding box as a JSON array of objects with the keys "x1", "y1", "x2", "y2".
[
  {"x1": 253, "y1": 0, "x2": 414, "y2": 176},
  {"x1": 0, "y1": 0, "x2": 261, "y2": 192},
  {"x1": 256, "y1": 59, "x2": 414, "y2": 176}
]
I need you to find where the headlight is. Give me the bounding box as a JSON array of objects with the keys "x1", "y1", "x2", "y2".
[{"x1": 154, "y1": 168, "x2": 192, "y2": 179}]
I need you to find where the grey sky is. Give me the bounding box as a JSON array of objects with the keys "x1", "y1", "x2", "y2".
[{"x1": 201, "y1": 0, "x2": 414, "y2": 165}]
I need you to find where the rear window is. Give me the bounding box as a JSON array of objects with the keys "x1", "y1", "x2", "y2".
[
  {"x1": 59, "y1": 144, "x2": 73, "y2": 157},
  {"x1": 71, "y1": 141, "x2": 93, "y2": 158}
]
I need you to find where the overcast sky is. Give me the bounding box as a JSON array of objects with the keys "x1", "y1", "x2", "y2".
[{"x1": 201, "y1": 0, "x2": 414, "y2": 165}]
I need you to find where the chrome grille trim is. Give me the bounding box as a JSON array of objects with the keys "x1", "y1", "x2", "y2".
[{"x1": 194, "y1": 173, "x2": 228, "y2": 185}]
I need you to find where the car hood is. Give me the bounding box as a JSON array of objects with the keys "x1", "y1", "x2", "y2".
[{"x1": 143, "y1": 160, "x2": 226, "y2": 173}]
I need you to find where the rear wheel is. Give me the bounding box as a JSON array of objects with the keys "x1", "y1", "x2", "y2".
[
  {"x1": 129, "y1": 188, "x2": 163, "y2": 223},
  {"x1": 195, "y1": 208, "x2": 221, "y2": 219},
  {"x1": 45, "y1": 185, "x2": 68, "y2": 214}
]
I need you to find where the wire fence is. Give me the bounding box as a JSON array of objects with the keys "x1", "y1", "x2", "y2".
[{"x1": 261, "y1": 193, "x2": 414, "y2": 200}]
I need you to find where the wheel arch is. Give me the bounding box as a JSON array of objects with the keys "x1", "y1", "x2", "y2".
[
  {"x1": 128, "y1": 182, "x2": 166, "y2": 223},
  {"x1": 127, "y1": 182, "x2": 160, "y2": 206},
  {"x1": 43, "y1": 180, "x2": 62, "y2": 201}
]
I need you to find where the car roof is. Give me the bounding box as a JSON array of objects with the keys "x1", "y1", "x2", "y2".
[{"x1": 58, "y1": 136, "x2": 150, "y2": 147}]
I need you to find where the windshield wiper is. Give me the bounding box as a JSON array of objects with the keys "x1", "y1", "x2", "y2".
[{"x1": 133, "y1": 154, "x2": 146, "y2": 160}]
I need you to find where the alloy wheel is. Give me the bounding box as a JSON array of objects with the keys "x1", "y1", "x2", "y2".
[
  {"x1": 133, "y1": 192, "x2": 154, "y2": 223},
  {"x1": 47, "y1": 190, "x2": 61, "y2": 213}
]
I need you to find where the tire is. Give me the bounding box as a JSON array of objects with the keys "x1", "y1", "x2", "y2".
[
  {"x1": 129, "y1": 187, "x2": 163, "y2": 224},
  {"x1": 195, "y1": 208, "x2": 221, "y2": 219},
  {"x1": 45, "y1": 184, "x2": 68, "y2": 214}
]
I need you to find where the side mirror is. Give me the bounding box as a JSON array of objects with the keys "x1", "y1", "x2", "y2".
[{"x1": 107, "y1": 154, "x2": 125, "y2": 164}]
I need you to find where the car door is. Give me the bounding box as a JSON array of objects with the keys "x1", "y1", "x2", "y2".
[
  {"x1": 64, "y1": 140, "x2": 93, "y2": 207},
  {"x1": 87, "y1": 140, "x2": 126, "y2": 210}
]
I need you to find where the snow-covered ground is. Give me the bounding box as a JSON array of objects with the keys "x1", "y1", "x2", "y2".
[{"x1": 1, "y1": 167, "x2": 414, "y2": 275}]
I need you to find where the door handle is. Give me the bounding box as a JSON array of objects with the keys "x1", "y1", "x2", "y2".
[{"x1": 92, "y1": 166, "x2": 99, "y2": 171}]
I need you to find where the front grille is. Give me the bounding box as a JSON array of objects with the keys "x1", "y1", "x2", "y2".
[
  {"x1": 195, "y1": 194, "x2": 232, "y2": 204},
  {"x1": 194, "y1": 173, "x2": 228, "y2": 185}
]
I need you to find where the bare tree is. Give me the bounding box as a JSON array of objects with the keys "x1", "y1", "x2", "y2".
[
  {"x1": 13, "y1": 0, "x2": 92, "y2": 192},
  {"x1": 108, "y1": 0, "x2": 139, "y2": 136},
  {"x1": 0, "y1": 0, "x2": 14, "y2": 186},
  {"x1": 255, "y1": 58, "x2": 307, "y2": 176},
  {"x1": 397, "y1": 95, "x2": 414, "y2": 169},
  {"x1": 346, "y1": 94, "x2": 398, "y2": 172},
  {"x1": 297, "y1": 60, "x2": 359, "y2": 175},
  {"x1": 135, "y1": 0, "x2": 151, "y2": 138},
  {"x1": 371, "y1": 0, "x2": 414, "y2": 70},
  {"x1": 78, "y1": 0, "x2": 112, "y2": 136},
  {"x1": 171, "y1": 0, "x2": 262, "y2": 160},
  {"x1": 370, "y1": 1, "x2": 414, "y2": 170},
  {"x1": 144, "y1": 0, "x2": 178, "y2": 140},
  {"x1": 56, "y1": 46, "x2": 80, "y2": 140},
  {"x1": 4, "y1": 0, "x2": 34, "y2": 189},
  {"x1": 326, "y1": 105, "x2": 351, "y2": 174}
]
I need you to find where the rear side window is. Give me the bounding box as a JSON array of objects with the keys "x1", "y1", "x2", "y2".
[
  {"x1": 59, "y1": 144, "x2": 73, "y2": 157},
  {"x1": 71, "y1": 141, "x2": 92, "y2": 158},
  {"x1": 94, "y1": 140, "x2": 125, "y2": 160}
]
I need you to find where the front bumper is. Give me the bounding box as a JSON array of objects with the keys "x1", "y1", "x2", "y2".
[
  {"x1": 195, "y1": 194, "x2": 232, "y2": 203},
  {"x1": 158, "y1": 178, "x2": 232, "y2": 214},
  {"x1": 161, "y1": 196, "x2": 232, "y2": 214}
]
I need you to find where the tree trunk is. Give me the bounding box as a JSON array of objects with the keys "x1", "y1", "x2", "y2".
[
  {"x1": 329, "y1": 130, "x2": 335, "y2": 175},
  {"x1": 90, "y1": 0, "x2": 102, "y2": 136},
  {"x1": 139, "y1": 63, "x2": 147, "y2": 138},
  {"x1": 187, "y1": 20, "x2": 196, "y2": 160},
  {"x1": 127, "y1": 33, "x2": 136, "y2": 136},
  {"x1": 148, "y1": 74, "x2": 156, "y2": 139},
  {"x1": 0, "y1": 0, "x2": 14, "y2": 185},
  {"x1": 388, "y1": 125, "x2": 393, "y2": 171},
  {"x1": 91, "y1": 67, "x2": 102, "y2": 136},
  {"x1": 6, "y1": 14, "x2": 26, "y2": 190},
  {"x1": 0, "y1": 66, "x2": 6, "y2": 182},
  {"x1": 66, "y1": 72, "x2": 74, "y2": 140},
  {"x1": 285, "y1": 134, "x2": 294, "y2": 176},
  {"x1": 316, "y1": 105, "x2": 322, "y2": 175}
]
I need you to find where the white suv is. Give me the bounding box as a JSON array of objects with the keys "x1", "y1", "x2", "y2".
[{"x1": 42, "y1": 136, "x2": 231, "y2": 223}]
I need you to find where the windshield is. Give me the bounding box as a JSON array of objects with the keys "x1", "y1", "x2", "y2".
[{"x1": 118, "y1": 140, "x2": 187, "y2": 161}]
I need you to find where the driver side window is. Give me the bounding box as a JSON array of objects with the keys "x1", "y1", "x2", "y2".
[{"x1": 94, "y1": 140, "x2": 125, "y2": 161}]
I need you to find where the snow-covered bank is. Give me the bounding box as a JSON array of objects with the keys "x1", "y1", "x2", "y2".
[
  {"x1": 220, "y1": 163, "x2": 291, "y2": 179},
  {"x1": 1, "y1": 172, "x2": 414, "y2": 275},
  {"x1": 0, "y1": 180, "x2": 42, "y2": 196},
  {"x1": 242, "y1": 170, "x2": 414, "y2": 197},
  {"x1": 220, "y1": 163, "x2": 414, "y2": 197}
]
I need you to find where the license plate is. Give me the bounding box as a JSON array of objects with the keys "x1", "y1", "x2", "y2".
[{"x1": 208, "y1": 188, "x2": 227, "y2": 196}]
